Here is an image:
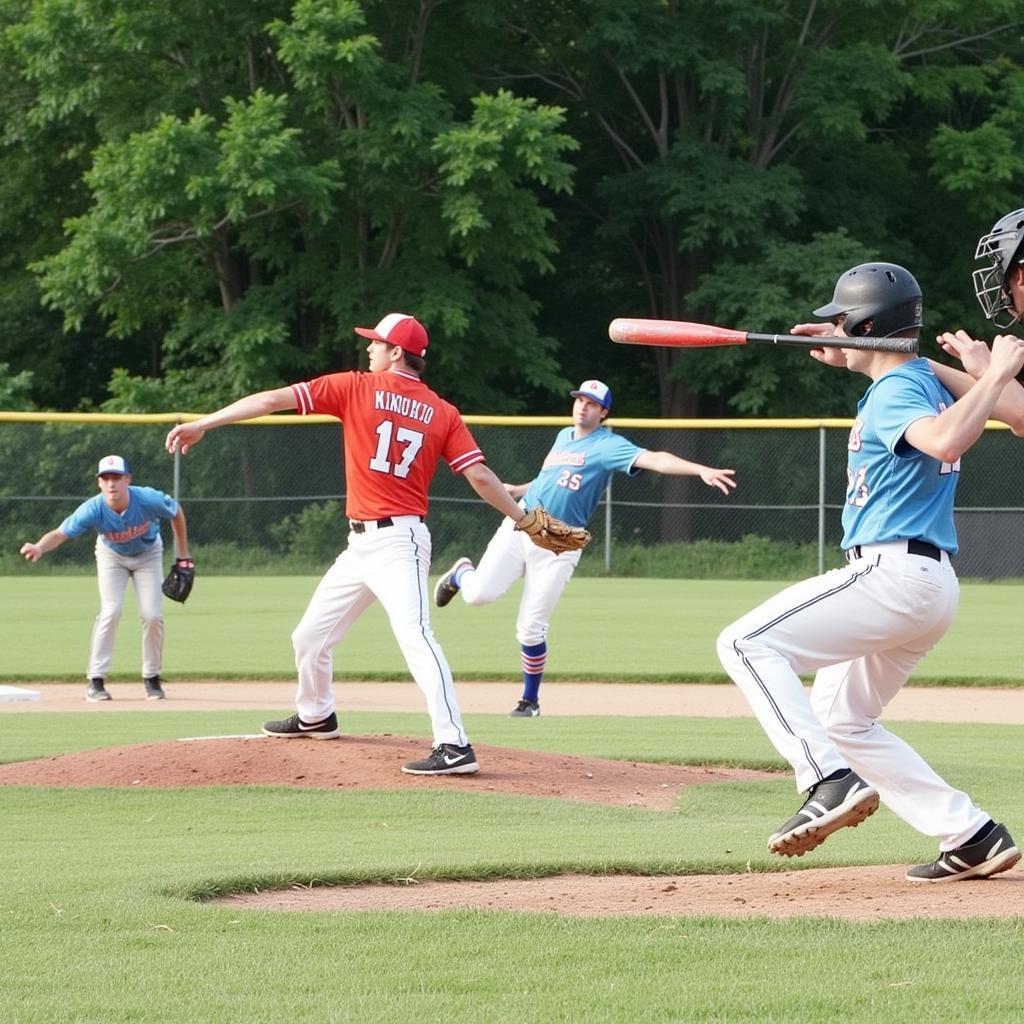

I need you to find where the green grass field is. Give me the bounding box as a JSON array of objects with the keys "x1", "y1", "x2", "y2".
[
  {"x1": 3, "y1": 575, "x2": 1022, "y2": 1021},
  {"x1": 2, "y1": 710, "x2": 1022, "y2": 1023},
  {"x1": 3, "y1": 576, "x2": 1023, "y2": 683}
]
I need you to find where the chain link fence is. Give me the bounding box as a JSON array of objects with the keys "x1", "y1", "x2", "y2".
[{"x1": 2, "y1": 413, "x2": 1022, "y2": 578}]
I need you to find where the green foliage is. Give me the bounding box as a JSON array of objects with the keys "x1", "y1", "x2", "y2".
[
  {"x1": 3, "y1": 1, "x2": 1024, "y2": 418},
  {"x1": 4, "y1": 0, "x2": 577, "y2": 410},
  {"x1": 266, "y1": 499, "x2": 347, "y2": 565},
  {"x1": 0, "y1": 361, "x2": 35, "y2": 410}
]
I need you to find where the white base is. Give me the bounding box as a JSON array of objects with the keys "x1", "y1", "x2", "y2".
[{"x1": 0, "y1": 685, "x2": 42, "y2": 702}]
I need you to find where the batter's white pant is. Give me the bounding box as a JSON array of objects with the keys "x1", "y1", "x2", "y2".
[
  {"x1": 291, "y1": 517, "x2": 468, "y2": 746},
  {"x1": 89, "y1": 539, "x2": 165, "y2": 680},
  {"x1": 458, "y1": 516, "x2": 582, "y2": 645},
  {"x1": 717, "y1": 541, "x2": 989, "y2": 850}
]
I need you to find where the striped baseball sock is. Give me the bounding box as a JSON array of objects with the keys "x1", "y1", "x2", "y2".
[{"x1": 520, "y1": 642, "x2": 547, "y2": 703}]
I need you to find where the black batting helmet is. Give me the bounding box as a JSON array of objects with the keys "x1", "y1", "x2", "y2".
[
  {"x1": 973, "y1": 208, "x2": 1024, "y2": 327},
  {"x1": 813, "y1": 263, "x2": 923, "y2": 338}
]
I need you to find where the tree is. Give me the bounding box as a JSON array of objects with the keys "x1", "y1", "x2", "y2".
[
  {"x1": 4, "y1": 0, "x2": 578, "y2": 411},
  {"x1": 499, "y1": 0, "x2": 1024, "y2": 416}
]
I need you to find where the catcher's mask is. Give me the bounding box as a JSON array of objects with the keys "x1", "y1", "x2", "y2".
[
  {"x1": 973, "y1": 208, "x2": 1024, "y2": 327},
  {"x1": 813, "y1": 263, "x2": 923, "y2": 339}
]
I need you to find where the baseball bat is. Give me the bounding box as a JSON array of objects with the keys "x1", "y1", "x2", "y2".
[{"x1": 608, "y1": 318, "x2": 918, "y2": 354}]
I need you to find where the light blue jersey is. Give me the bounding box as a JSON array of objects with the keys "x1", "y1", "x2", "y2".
[
  {"x1": 842, "y1": 358, "x2": 959, "y2": 555},
  {"x1": 60, "y1": 486, "x2": 179, "y2": 557},
  {"x1": 522, "y1": 426, "x2": 645, "y2": 527}
]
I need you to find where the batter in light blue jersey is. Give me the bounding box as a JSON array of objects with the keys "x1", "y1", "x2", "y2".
[
  {"x1": 20, "y1": 454, "x2": 191, "y2": 703},
  {"x1": 717, "y1": 262, "x2": 1024, "y2": 883},
  {"x1": 434, "y1": 379, "x2": 736, "y2": 716},
  {"x1": 842, "y1": 359, "x2": 959, "y2": 555}
]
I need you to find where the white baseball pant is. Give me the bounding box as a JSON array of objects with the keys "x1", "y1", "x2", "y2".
[
  {"x1": 717, "y1": 541, "x2": 990, "y2": 850},
  {"x1": 90, "y1": 539, "x2": 165, "y2": 680},
  {"x1": 457, "y1": 515, "x2": 582, "y2": 645},
  {"x1": 291, "y1": 516, "x2": 468, "y2": 746}
]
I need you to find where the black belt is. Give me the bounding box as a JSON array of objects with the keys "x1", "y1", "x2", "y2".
[
  {"x1": 349, "y1": 516, "x2": 423, "y2": 534},
  {"x1": 847, "y1": 539, "x2": 942, "y2": 562}
]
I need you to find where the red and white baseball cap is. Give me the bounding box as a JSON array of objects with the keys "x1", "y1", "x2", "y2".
[
  {"x1": 354, "y1": 313, "x2": 429, "y2": 357},
  {"x1": 97, "y1": 455, "x2": 131, "y2": 476},
  {"x1": 570, "y1": 379, "x2": 613, "y2": 410}
]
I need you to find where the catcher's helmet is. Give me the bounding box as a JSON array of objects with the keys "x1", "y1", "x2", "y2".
[
  {"x1": 813, "y1": 263, "x2": 923, "y2": 338},
  {"x1": 973, "y1": 208, "x2": 1024, "y2": 327}
]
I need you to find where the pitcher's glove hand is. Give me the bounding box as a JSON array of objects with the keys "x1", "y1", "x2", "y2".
[
  {"x1": 162, "y1": 558, "x2": 195, "y2": 603},
  {"x1": 515, "y1": 506, "x2": 591, "y2": 554}
]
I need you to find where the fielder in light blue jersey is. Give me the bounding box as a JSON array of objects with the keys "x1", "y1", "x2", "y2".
[
  {"x1": 20, "y1": 455, "x2": 191, "y2": 703},
  {"x1": 434, "y1": 379, "x2": 736, "y2": 717},
  {"x1": 717, "y1": 261, "x2": 1024, "y2": 884}
]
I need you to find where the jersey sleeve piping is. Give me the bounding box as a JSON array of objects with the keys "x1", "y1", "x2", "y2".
[
  {"x1": 449, "y1": 449, "x2": 485, "y2": 473},
  {"x1": 291, "y1": 382, "x2": 314, "y2": 415}
]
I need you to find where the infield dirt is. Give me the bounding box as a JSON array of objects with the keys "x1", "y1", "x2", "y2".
[{"x1": 3, "y1": 680, "x2": 1021, "y2": 920}]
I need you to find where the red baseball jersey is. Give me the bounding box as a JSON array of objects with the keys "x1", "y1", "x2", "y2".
[{"x1": 291, "y1": 369, "x2": 485, "y2": 520}]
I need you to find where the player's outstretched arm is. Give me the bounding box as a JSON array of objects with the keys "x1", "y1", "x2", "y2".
[
  {"x1": 165, "y1": 387, "x2": 298, "y2": 455},
  {"x1": 633, "y1": 451, "x2": 737, "y2": 494},
  {"x1": 20, "y1": 529, "x2": 69, "y2": 562},
  {"x1": 463, "y1": 463, "x2": 532, "y2": 521}
]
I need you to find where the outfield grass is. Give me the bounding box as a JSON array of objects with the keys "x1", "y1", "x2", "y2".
[
  {"x1": 1, "y1": 711, "x2": 1022, "y2": 1022},
  {"x1": 3, "y1": 576, "x2": 1023, "y2": 683}
]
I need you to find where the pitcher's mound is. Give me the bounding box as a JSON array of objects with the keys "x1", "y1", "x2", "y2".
[
  {"x1": 0, "y1": 733, "x2": 771, "y2": 808},
  {"x1": 5, "y1": 735, "x2": 1020, "y2": 920}
]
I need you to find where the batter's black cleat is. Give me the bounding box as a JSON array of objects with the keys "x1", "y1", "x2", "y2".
[
  {"x1": 434, "y1": 557, "x2": 473, "y2": 608},
  {"x1": 905, "y1": 821, "x2": 1021, "y2": 883},
  {"x1": 768, "y1": 769, "x2": 879, "y2": 858},
  {"x1": 401, "y1": 742, "x2": 479, "y2": 775},
  {"x1": 510, "y1": 699, "x2": 540, "y2": 718},
  {"x1": 86, "y1": 679, "x2": 111, "y2": 702},
  {"x1": 262, "y1": 712, "x2": 340, "y2": 740},
  {"x1": 144, "y1": 676, "x2": 166, "y2": 700}
]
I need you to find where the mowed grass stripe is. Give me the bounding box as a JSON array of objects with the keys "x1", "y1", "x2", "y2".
[{"x1": 3, "y1": 576, "x2": 1023, "y2": 682}]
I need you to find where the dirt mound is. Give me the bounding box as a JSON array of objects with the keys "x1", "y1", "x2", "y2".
[
  {"x1": 213, "y1": 867, "x2": 1024, "y2": 921},
  {"x1": 0, "y1": 734, "x2": 770, "y2": 808},
  {"x1": 6, "y1": 734, "x2": 1020, "y2": 920}
]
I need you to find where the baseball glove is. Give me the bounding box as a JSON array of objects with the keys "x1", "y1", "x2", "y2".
[
  {"x1": 162, "y1": 558, "x2": 195, "y2": 603},
  {"x1": 515, "y1": 506, "x2": 592, "y2": 554}
]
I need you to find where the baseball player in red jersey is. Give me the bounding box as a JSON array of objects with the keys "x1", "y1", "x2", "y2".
[{"x1": 165, "y1": 313, "x2": 530, "y2": 775}]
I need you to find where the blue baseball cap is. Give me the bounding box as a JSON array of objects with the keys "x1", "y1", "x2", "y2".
[
  {"x1": 96, "y1": 455, "x2": 131, "y2": 476},
  {"x1": 570, "y1": 379, "x2": 612, "y2": 410}
]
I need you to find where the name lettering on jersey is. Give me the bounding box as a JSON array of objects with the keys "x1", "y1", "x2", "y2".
[
  {"x1": 374, "y1": 390, "x2": 435, "y2": 425},
  {"x1": 103, "y1": 523, "x2": 152, "y2": 544},
  {"x1": 542, "y1": 449, "x2": 586, "y2": 468},
  {"x1": 847, "y1": 417, "x2": 863, "y2": 452}
]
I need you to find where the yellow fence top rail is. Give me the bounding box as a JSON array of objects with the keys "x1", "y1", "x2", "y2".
[{"x1": 0, "y1": 411, "x2": 1013, "y2": 430}]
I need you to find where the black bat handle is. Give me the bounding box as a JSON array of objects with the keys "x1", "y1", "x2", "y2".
[{"x1": 746, "y1": 332, "x2": 918, "y2": 354}]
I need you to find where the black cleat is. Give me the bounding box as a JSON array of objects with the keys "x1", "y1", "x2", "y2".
[
  {"x1": 510, "y1": 699, "x2": 540, "y2": 718},
  {"x1": 906, "y1": 822, "x2": 1021, "y2": 882},
  {"x1": 86, "y1": 679, "x2": 111, "y2": 702},
  {"x1": 261, "y1": 712, "x2": 340, "y2": 740},
  {"x1": 768, "y1": 770, "x2": 879, "y2": 857},
  {"x1": 401, "y1": 743, "x2": 479, "y2": 775},
  {"x1": 434, "y1": 558, "x2": 473, "y2": 608},
  {"x1": 144, "y1": 676, "x2": 166, "y2": 700}
]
